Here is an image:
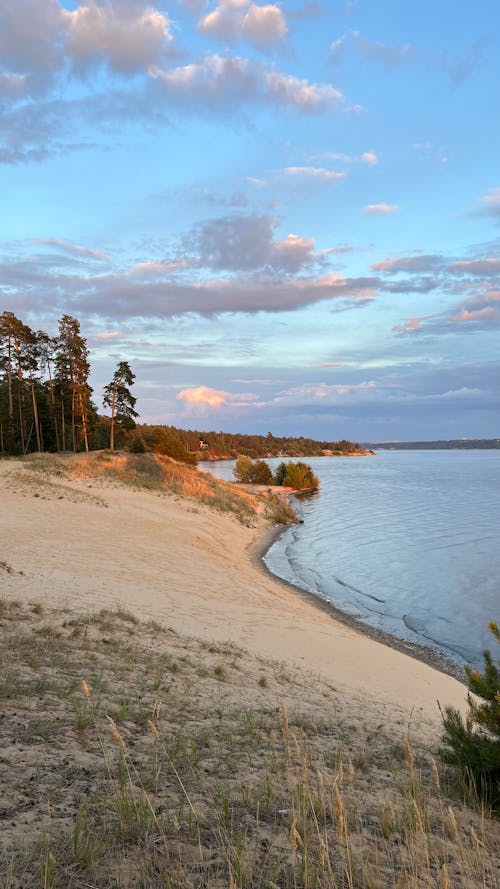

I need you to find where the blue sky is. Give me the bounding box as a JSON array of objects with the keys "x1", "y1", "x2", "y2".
[{"x1": 1, "y1": 0, "x2": 499, "y2": 440}]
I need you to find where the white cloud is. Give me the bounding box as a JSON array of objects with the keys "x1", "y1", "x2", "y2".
[
  {"x1": 360, "y1": 151, "x2": 378, "y2": 165},
  {"x1": 364, "y1": 203, "x2": 399, "y2": 216},
  {"x1": 284, "y1": 165, "x2": 346, "y2": 183}
]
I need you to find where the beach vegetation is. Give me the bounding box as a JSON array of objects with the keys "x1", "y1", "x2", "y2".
[
  {"x1": 234, "y1": 457, "x2": 319, "y2": 491},
  {"x1": 440, "y1": 621, "x2": 500, "y2": 811},
  {"x1": 1, "y1": 600, "x2": 498, "y2": 888}
]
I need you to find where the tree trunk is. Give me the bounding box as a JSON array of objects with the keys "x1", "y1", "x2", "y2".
[
  {"x1": 71, "y1": 389, "x2": 76, "y2": 452},
  {"x1": 31, "y1": 380, "x2": 42, "y2": 452},
  {"x1": 79, "y1": 390, "x2": 89, "y2": 454},
  {"x1": 110, "y1": 385, "x2": 116, "y2": 450},
  {"x1": 61, "y1": 398, "x2": 66, "y2": 451}
]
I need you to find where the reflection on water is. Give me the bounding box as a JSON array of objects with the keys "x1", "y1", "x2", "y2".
[{"x1": 200, "y1": 451, "x2": 500, "y2": 668}]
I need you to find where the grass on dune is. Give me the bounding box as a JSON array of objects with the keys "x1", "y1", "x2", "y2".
[
  {"x1": 23, "y1": 451, "x2": 261, "y2": 525},
  {"x1": 0, "y1": 599, "x2": 498, "y2": 889}
]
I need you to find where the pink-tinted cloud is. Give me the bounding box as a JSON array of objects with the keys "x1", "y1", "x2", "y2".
[
  {"x1": 63, "y1": 2, "x2": 173, "y2": 75},
  {"x1": 448, "y1": 258, "x2": 500, "y2": 275},
  {"x1": 373, "y1": 254, "x2": 443, "y2": 273},
  {"x1": 151, "y1": 56, "x2": 343, "y2": 113},
  {"x1": 177, "y1": 384, "x2": 258, "y2": 411},
  {"x1": 33, "y1": 237, "x2": 107, "y2": 260},
  {"x1": 199, "y1": 1, "x2": 287, "y2": 48}
]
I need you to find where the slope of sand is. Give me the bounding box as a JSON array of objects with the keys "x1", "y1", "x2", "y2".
[{"x1": 0, "y1": 458, "x2": 467, "y2": 738}]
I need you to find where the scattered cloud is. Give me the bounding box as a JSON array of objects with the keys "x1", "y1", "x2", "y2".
[
  {"x1": 360, "y1": 151, "x2": 378, "y2": 165},
  {"x1": 394, "y1": 289, "x2": 500, "y2": 336},
  {"x1": 448, "y1": 258, "x2": 500, "y2": 276},
  {"x1": 330, "y1": 31, "x2": 414, "y2": 67},
  {"x1": 198, "y1": 1, "x2": 288, "y2": 49},
  {"x1": 439, "y1": 37, "x2": 490, "y2": 87},
  {"x1": 177, "y1": 384, "x2": 258, "y2": 411},
  {"x1": 372, "y1": 254, "x2": 444, "y2": 274},
  {"x1": 32, "y1": 237, "x2": 107, "y2": 260},
  {"x1": 471, "y1": 187, "x2": 500, "y2": 220},
  {"x1": 354, "y1": 33, "x2": 414, "y2": 67},
  {"x1": 283, "y1": 165, "x2": 346, "y2": 183},
  {"x1": 63, "y1": 2, "x2": 173, "y2": 75},
  {"x1": 189, "y1": 213, "x2": 322, "y2": 272},
  {"x1": 364, "y1": 203, "x2": 399, "y2": 216},
  {"x1": 150, "y1": 55, "x2": 343, "y2": 113}
]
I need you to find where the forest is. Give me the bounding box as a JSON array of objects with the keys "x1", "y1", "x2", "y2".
[{"x1": 0, "y1": 311, "x2": 365, "y2": 461}]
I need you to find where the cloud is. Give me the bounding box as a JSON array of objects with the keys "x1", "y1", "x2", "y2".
[
  {"x1": 372, "y1": 254, "x2": 444, "y2": 274},
  {"x1": 0, "y1": 0, "x2": 173, "y2": 91},
  {"x1": 284, "y1": 165, "x2": 346, "y2": 183},
  {"x1": 32, "y1": 237, "x2": 107, "y2": 260},
  {"x1": 364, "y1": 203, "x2": 399, "y2": 216},
  {"x1": 355, "y1": 33, "x2": 414, "y2": 67},
  {"x1": 330, "y1": 31, "x2": 414, "y2": 68},
  {"x1": 439, "y1": 37, "x2": 489, "y2": 87},
  {"x1": 394, "y1": 288, "x2": 500, "y2": 336},
  {"x1": 199, "y1": 1, "x2": 287, "y2": 48},
  {"x1": 151, "y1": 55, "x2": 343, "y2": 113},
  {"x1": 319, "y1": 150, "x2": 378, "y2": 165},
  {"x1": 63, "y1": 2, "x2": 173, "y2": 75},
  {"x1": 177, "y1": 384, "x2": 257, "y2": 411},
  {"x1": 274, "y1": 380, "x2": 378, "y2": 406},
  {"x1": 189, "y1": 213, "x2": 320, "y2": 272},
  {"x1": 471, "y1": 188, "x2": 500, "y2": 220},
  {"x1": 448, "y1": 258, "x2": 500, "y2": 276},
  {"x1": 178, "y1": 385, "x2": 230, "y2": 408}
]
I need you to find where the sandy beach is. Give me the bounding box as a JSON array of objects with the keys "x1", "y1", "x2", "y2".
[{"x1": 0, "y1": 457, "x2": 467, "y2": 738}]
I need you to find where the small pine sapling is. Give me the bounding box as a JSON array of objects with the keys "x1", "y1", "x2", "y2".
[{"x1": 440, "y1": 621, "x2": 500, "y2": 810}]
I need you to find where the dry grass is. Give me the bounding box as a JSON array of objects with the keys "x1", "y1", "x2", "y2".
[
  {"x1": 0, "y1": 600, "x2": 498, "y2": 889},
  {"x1": 22, "y1": 452, "x2": 261, "y2": 525}
]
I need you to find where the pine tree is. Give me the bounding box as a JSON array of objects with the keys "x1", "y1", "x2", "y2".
[
  {"x1": 441, "y1": 622, "x2": 500, "y2": 810},
  {"x1": 103, "y1": 361, "x2": 138, "y2": 451},
  {"x1": 56, "y1": 315, "x2": 92, "y2": 453}
]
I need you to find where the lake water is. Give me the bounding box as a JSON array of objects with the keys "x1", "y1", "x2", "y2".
[{"x1": 200, "y1": 452, "x2": 500, "y2": 668}]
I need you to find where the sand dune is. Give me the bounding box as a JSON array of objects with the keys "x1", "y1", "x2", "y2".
[{"x1": 0, "y1": 458, "x2": 466, "y2": 738}]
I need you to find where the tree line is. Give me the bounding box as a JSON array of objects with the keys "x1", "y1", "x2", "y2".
[
  {"x1": 1, "y1": 310, "x2": 364, "y2": 461},
  {"x1": 0, "y1": 311, "x2": 137, "y2": 456}
]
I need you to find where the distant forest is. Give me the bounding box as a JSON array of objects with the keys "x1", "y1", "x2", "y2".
[
  {"x1": 0, "y1": 311, "x2": 364, "y2": 460},
  {"x1": 366, "y1": 440, "x2": 500, "y2": 450}
]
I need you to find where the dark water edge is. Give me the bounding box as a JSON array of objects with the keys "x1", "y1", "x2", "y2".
[{"x1": 253, "y1": 521, "x2": 467, "y2": 685}]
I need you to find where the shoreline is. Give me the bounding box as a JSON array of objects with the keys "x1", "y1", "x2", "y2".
[{"x1": 251, "y1": 518, "x2": 467, "y2": 687}]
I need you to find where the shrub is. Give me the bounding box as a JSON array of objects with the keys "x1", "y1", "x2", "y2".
[
  {"x1": 440, "y1": 621, "x2": 500, "y2": 811},
  {"x1": 234, "y1": 455, "x2": 253, "y2": 483},
  {"x1": 128, "y1": 435, "x2": 146, "y2": 454},
  {"x1": 282, "y1": 461, "x2": 319, "y2": 491}
]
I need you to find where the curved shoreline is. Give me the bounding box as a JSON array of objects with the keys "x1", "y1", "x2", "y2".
[{"x1": 251, "y1": 519, "x2": 467, "y2": 686}]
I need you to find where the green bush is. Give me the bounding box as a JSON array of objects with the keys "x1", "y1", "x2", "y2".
[
  {"x1": 234, "y1": 457, "x2": 318, "y2": 491},
  {"x1": 281, "y1": 461, "x2": 319, "y2": 491},
  {"x1": 440, "y1": 622, "x2": 500, "y2": 811}
]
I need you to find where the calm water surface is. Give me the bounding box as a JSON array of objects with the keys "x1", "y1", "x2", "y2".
[{"x1": 201, "y1": 451, "x2": 500, "y2": 667}]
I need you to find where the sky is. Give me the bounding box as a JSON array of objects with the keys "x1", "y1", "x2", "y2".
[{"x1": 1, "y1": 0, "x2": 499, "y2": 441}]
